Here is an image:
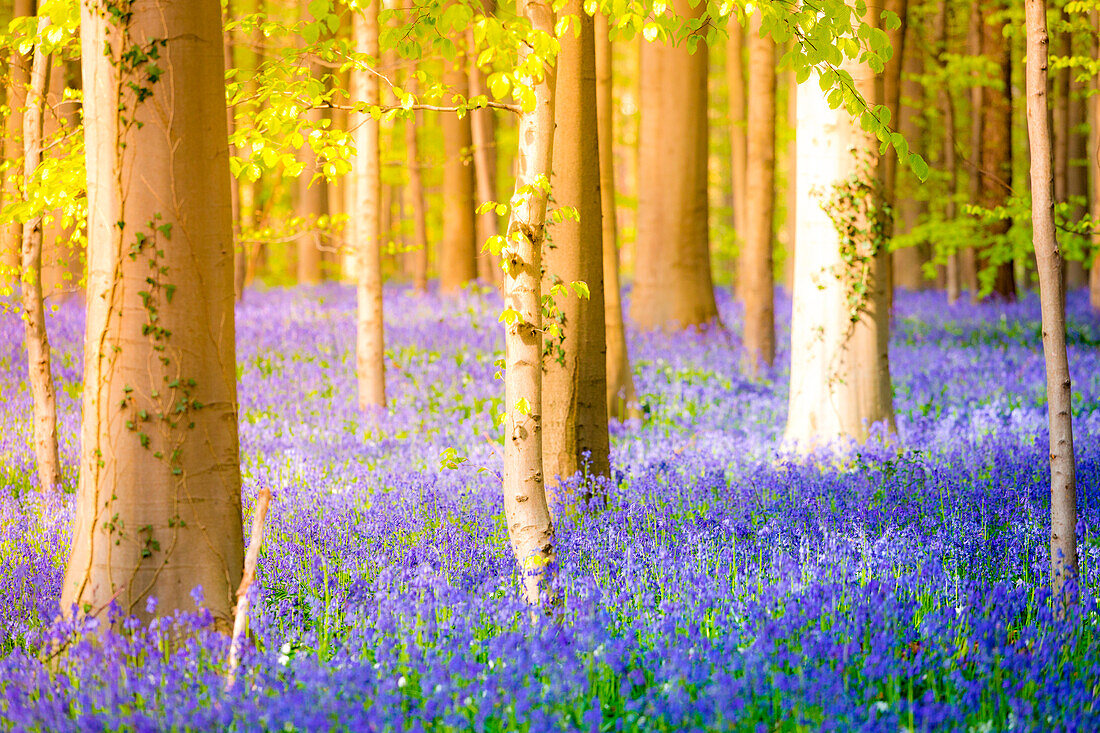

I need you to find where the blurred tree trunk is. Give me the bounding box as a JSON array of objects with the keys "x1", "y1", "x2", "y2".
[
  {"x1": 880, "y1": 0, "x2": 907, "y2": 307},
  {"x1": 226, "y1": 4, "x2": 246, "y2": 300},
  {"x1": 727, "y1": 22, "x2": 746, "y2": 247},
  {"x1": 739, "y1": 11, "x2": 776, "y2": 372},
  {"x1": 296, "y1": 0, "x2": 327, "y2": 285},
  {"x1": 467, "y1": 12, "x2": 501, "y2": 289},
  {"x1": 785, "y1": 0, "x2": 896, "y2": 449},
  {"x1": 352, "y1": 1, "x2": 385, "y2": 409},
  {"x1": 962, "y1": 0, "x2": 983, "y2": 298},
  {"x1": 631, "y1": 0, "x2": 718, "y2": 330},
  {"x1": 544, "y1": 0, "x2": 609, "y2": 502},
  {"x1": 783, "y1": 67, "x2": 797, "y2": 291},
  {"x1": 1065, "y1": 29, "x2": 1088, "y2": 290},
  {"x1": 41, "y1": 60, "x2": 84, "y2": 301},
  {"x1": 892, "y1": 25, "x2": 928, "y2": 291},
  {"x1": 1091, "y1": 12, "x2": 1100, "y2": 312},
  {"x1": 1024, "y1": 0, "x2": 1078, "y2": 600},
  {"x1": 502, "y1": 0, "x2": 557, "y2": 607},
  {"x1": 440, "y1": 59, "x2": 478, "y2": 293},
  {"x1": 938, "y1": 0, "x2": 962, "y2": 304},
  {"x1": 595, "y1": 12, "x2": 638, "y2": 421},
  {"x1": 1, "y1": 0, "x2": 35, "y2": 281},
  {"x1": 63, "y1": 0, "x2": 244, "y2": 626},
  {"x1": 977, "y1": 3, "x2": 1016, "y2": 300},
  {"x1": 21, "y1": 16, "x2": 62, "y2": 494},
  {"x1": 404, "y1": 73, "x2": 429, "y2": 292}
]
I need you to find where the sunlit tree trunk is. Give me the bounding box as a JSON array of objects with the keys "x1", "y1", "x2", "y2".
[
  {"x1": 401, "y1": 70, "x2": 429, "y2": 293},
  {"x1": 739, "y1": 11, "x2": 776, "y2": 372},
  {"x1": 1024, "y1": 0, "x2": 1078, "y2": 599},
  {"x1": 543, "y1": 0, "x2": 610, "y2": 502},
  {"x1": 785, "y1": 2, "x2": 896, "y2": 449},
  {"x1": 352, "y1": 1, "x2": 385, "y2": 409},
  {"x1": 977, "y1": 3, "x2": 1016, "y2": 300},
  {"x1": 62, "y1": 0, "x2": 244, "y2": 626},
  {"x1": 783, "y1": 67, "x2": 797, "y2": 291},
  {"x1": 1065, "y1": 29, "x2": 1088, "y2": 291},
  {"x1": 595, "y1": 12, "x2": 638, "y2": 421},
  {"x1": 441, "y1": 60, "x2": 478, "y2": 293},
  {"x1": 631, "y1": 0, "x2": 718, "y2": 330},
  {"x1": 225, "y1": 5, "x2": 246, "y2": 300},
  {"x1": 21, "y1": 16, "x2": 62, "y2": 494},
  {"x1": 502, "y1": 0, "x2": 557, "y2": 606},
  {"x1": 880, "y1": 0, "x2": 907, "y2": 307},
  {"x1": 1, "y1": 0, "x2": 35, "y2": 280},
  {"x1": 41, "y1": 60, "x2": 84, "y2": 301},
  {"x1": 295, "y1": 0, "x2": 327, "y2": 285},
  {"x1": 727, "y1": 22, "x2": 746, "y2": 244}
]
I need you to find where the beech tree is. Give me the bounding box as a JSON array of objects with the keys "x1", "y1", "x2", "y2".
[
  {"x1": 785, "y1": 0, "x2": 896, "y2": 449},
  {"x1": 351, "y1": 0, "x2": 385, "y2": 409},
  {"x1": 1024, "y1": 0, "x2": 1078, "y2": 598},
  {"x1": 595, "y1": 11, "x2": 637, "y2": 420},
  {"x1": 2, "y1": 0, "x2": 34, "y2": 276},
  {"x1": 295, "y1": 0, "x2": 328, "y2": 285},
  {"x1": 739, "y1": 10, "x2": 776, "y2": 372},
  {"x1": 62, "y1": 0, "x2": 244, "y2": 625},
  {"x1": 500, "y1": 0, "x2": 557, "y2": 606},
  {"x1": 630, "y1": 0, "x2": 718, "y2": 331},
  {"x1": 440, "y1": 58, "x2": 478, "y2": 293},
  {"x1": 543, "y1": 0, "x2": 610, "y2": 499},
  {"x1": 727, "y1": 22, "x2": 746, "y2": 244},
  {"x1": 402, "y1": 73, "x2": 429, "y2": 293}
]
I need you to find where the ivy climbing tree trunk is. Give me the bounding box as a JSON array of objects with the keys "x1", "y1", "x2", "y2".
[
  {"x1": 785, "y1": 0, "x2": 896, "y2": 449},
  {"x1": 352, "y1": 1, "x2": 385, "y2": 410},
  {"x1": 2, "y1": 0, "x2": 35, "y2": 279},
  {"x1": 62, "y1": 0, "x2": 244, "y2": 627},
  {"x1": 543, "y1": 0, "x2": 610, "y2": 501},
  {"x1": 630, "y1": 0, "x2": 718, "y2": 330},
  {"x1": 440, "y1": 60, "x2": 478, "y2": 293},
  {"x1": 739, "y1": 11, "x2": 776, "y2": 373},
  {"x1": 595, "y1": 11, "x2": 638, "y2": 421},
  {"x1": 21, "y1": 15, "x2": 62, "y2": 494},
  {"x1": 501, "y1": 0, "x2": 557, "y2": 606},
  {"x1": 1024, "y1": 0, "x2": 1078, "y2": 599}
]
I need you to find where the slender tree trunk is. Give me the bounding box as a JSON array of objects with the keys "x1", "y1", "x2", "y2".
[
  {"x1": 296, "y1": 0, "x2": 327, "y2": 285},
  {"x1": 62, "y1": 0, "x2": 244, "y2": 626},
  {"x1": 978, "y1": 5, "x2": 1016, "y2": 301},
  {"x1": 21, "y1": 16, "x2": 62, "y2": 494},
  {"x1": 352, "y1": 2, "x2": 385, "y2": 409},
  {"x1": 940, "y1": 0, "x2": 961, "y2": 304},
  {"x1": 440, "y1": 60, "x2": 478, "y2": 293},
  {"x1": 727, "y1": 22, "x2": 746, "y2": 245},
  {"x1": 631, "y1": 0, "x2": 718, "y2": 330},
  {"x1": 595, "y1": 12, "x2": 638, "y2": 421},
  {"x1": 1024, "y1": 0, "x2": 1078, "y2": 599},
  {"x1": 1065, "y1": 29, "x2": 1089, "y2": 290},
  {"x1": 502, "y1": 0, "x2": 557, "y2": 606},
  {"x1": 405, "y1": 88, "x2": 429, "y2": 293},
  {"x1": 1091, "y1": 12, "x2": 1100, "y2": 312},
  {"x1": 740, "y1": 11, "x2": 776, "y2": 372},
  {"x1": 892, "y1": 27, "x2": 928, "y2": 291},
  {"x1": 543, "y1": 0, "x2": 610, "y2": 502},
  {"x1": 1, "y1": 0, "x2": 35, "y2": 280},
  {"x1": 467, "y1": 16, "x2": 501, "y2": 289},
  {"x1": 785, "y1": 0, "x2": 896, "y2": 448},
  {"x1": 41, "y1": 60, "x2": 84, "y2": 301}
]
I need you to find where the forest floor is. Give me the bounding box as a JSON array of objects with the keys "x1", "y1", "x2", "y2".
[{"x1": 1, "y1": 286, "x2": 1099, "y2": 730}]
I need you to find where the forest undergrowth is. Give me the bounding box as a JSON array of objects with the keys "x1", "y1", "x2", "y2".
[{"x1": 1, "y1": 286, "x2": 1099, "y2": 731}]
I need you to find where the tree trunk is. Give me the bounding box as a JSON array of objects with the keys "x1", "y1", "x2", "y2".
[
  {"x1": 962, "y1": 0, "x2": 984, "y2": 298},
  {"x1": 467, "y1": 18, "x2": 501, "y2": 289},
  {"x1": 502, "y1": 0, "x2": 557, "y2": 606},
  {"x1": 21, "y1": 15, "x2": 62, "y2": 494},
  {"x1": 1065, "y1": 29, "x2": 1088, "y2": 290},
  {"x1": 783, "y1": 67, "x2": 797, "y2": 291},
  {"x1": 785, "y1": 1, "x2": 896, "y2": 449},
  {"x1": 352, "y1": 2, "x2": 386, "y2": 410},
  {"x1": 440, "y1": 61, "x2": 478, "y2": 293},
  {"x1": 296, "y1": 0, "x2": 327, "y2": 285},
  {"x1": 1, "y1": 0, "x2": 35, "y2": 280},
  {"x1": 892, "y1": 25, "x2": 928, "y2": 291},
  {"x1": 543, "y1": 0, "x2": 610, "y2": 502},
  {"x1": 595, "y1": 12, "x2": 638, "y2": 421},
  {"x1": 631, "y1": 0, "x2": 718, "y2": 330},
  {"x1": 62, "y1": 0, "x2": 244, "y2": 626},
  {"x1": 940, "y1": 0, "x2": 961, "y2": 304},
  {"x1": 226, "y1": 7, "x2": 245, "y2": 301},
  {"x1": 978, "y1": 5, "x2": 1016, "y2": 301},
  {"x1": 1091, "y1": 12, "x2": 1100, "y2": 312},
  {"x1": 880, "y1": 0, "x2": 907, "y2": 307},
  {"x1": 1024, "y1": 0, "x2": 1078, "y2": 599},
  {"x1": 40, "y1": 59, "x2": 84, "y2": 301},
  {"x1": 739, "y1": 11, "x2": 776, "y2": 372},
  {"x1": 727, "y1": 22, "x2": 746, "y2": 245}
]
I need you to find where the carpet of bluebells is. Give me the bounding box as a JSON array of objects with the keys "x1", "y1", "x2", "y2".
[{"x1": 1, "y1": 284, "x2": 1100, "y2": 731}]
